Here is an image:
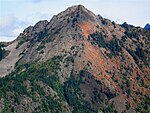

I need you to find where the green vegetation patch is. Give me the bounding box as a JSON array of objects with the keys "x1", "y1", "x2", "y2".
[
  {"x1": 88, "y1": 31, "x2": 107, "y2": 48},
  {"x1": 63, "y1": 72, "x2": 94, "y2": 113},
  {"x1": 88, "y1": 32, "x2": 122, "y2": 57},
  {"x1": 0, "y1": 56, "x2": 64, "y2": 112}
]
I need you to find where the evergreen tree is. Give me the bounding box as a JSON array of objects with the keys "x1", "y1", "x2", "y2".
[{"x1": 0, "y1": 44, "x2": 4, "y2": 61}]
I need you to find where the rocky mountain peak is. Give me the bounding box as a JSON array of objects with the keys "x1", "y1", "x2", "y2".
[
  {"x1": 0, "y1": 5, "x2": 149, "y2": 113},
  {"x1": 144, "y1": 23, "x2": 150, "y2": 30},
  {"x1": 17, "y1": 5, "x2": 99, "y2": 42},
  {"x1": 67, "y1": 5, "x2": 97, "y2": 22},
  {"x1": 51, "y1": 5, "x2": 98, "y2": 24}
]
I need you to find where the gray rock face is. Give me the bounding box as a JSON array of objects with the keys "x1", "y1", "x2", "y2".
[
  {"x1": 0, "y1": 41, "x2": 27, "y2": 77},
  {"x1": 0, "y1": 98, "x2": 4, "y2": 112},
  {"x1": 32, "y1": 20, "x2": 48, "y2": 34}
]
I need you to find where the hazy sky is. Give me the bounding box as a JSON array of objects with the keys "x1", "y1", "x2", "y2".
[{"x1": 0, "y1": 0, "x2": 150, "y2": 41}]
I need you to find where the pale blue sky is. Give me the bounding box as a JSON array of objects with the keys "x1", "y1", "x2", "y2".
[{"x1": 0, "y1": 0, "x2": 150, "y2": 41}]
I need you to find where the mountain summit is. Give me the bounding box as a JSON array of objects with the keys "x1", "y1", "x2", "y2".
[
  {"x1": 144, "y1": 23, "x2": 150, "y2": 30},
  {"x1": 0, "y1": 5, "x2": 150, "y2": 113}
]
